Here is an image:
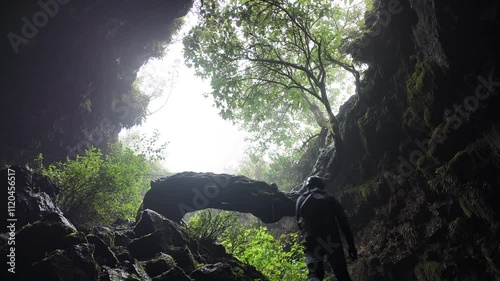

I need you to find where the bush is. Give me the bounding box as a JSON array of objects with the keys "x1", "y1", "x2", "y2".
[
  {"x1": 187, "y1": 209, "x2": 240, "y2": 242},
  {"x1": 34, "y1": 142, "x2": 159, "y2": 226},
  {"x1": 222, "y1": 226, "x2": 307, "y2": 281},
  {"x1": 187, "y1": 209, "x2": 307, "y2": 281}
]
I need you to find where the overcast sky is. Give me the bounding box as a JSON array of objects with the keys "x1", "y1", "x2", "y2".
[
  {"x1": 120, "y1": 6, "x2": 249, "y2": 173},
  {"x1": 119, "y1": 1, "x2": 356, "y2": 174}
]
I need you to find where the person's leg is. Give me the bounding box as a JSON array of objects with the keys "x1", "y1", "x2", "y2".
[
  {"x1": 326, "y1": 247, "x2": 352, "y2": 281},
  {"x1": 304, "y1": 243, "x2": 326, "y2": 280}
]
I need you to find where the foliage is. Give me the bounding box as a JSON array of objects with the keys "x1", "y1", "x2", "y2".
[
  {"x1": 414, "y1": 260, "x2": 443, "y2": 281},
  {"x1": 187, "y1": 209, "x2": 307, "y2": 281},
  {"x1": 120, "y1": 129, "x2": 168, "y2": 162},
  {"x1": 34, "y1": 137, "x2": 167, "y2": 226},
  {"x1": 403, "y1": 56, "x2": 433, "y2": 129},
  {"x1": 236, "y1": 149, "x2": 304, "y2": 191},
  {"x1": 235, "y1": 128, "x2": 325, "y2": 191},
  {"x1": 221, "y1": 226, "x2": 307, "y2": 281},
  {"x1": 184, "y1": 0, "x2": 365, "y2": 149},
  {"x1": 186, "y1": 209, "x2": 241, "y2": 242},
  {"x1": 428, "y1": 149, "x2": 495, "y2": 226}
]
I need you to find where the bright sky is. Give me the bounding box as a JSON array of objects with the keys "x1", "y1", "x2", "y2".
[
  {"x1": 119, "y1": 1, "x2": 358, "y2": 174},
  {"x1": 119, "y1": 6, "x2": 248, "y2": 173}
]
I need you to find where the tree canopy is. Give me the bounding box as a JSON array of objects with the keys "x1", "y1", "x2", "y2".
[{"x1": 183, "y1": 0, "x2": 365, "y2": 149}]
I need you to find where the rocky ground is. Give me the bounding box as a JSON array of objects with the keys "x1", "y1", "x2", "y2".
[{"x1": 1, "y1": 166, "x2": 268, "y2": 281}]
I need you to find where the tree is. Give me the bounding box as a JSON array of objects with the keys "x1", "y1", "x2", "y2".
[{"x1": 183, "y1": 0, "x2": 365, "y2": 149}]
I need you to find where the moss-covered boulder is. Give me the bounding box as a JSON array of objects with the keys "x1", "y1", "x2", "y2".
[
  {"x1": 32, "y1": 243, "x2": 100, "y2": 281},
  {"x1": 86, "y1": 234, "x2": 119, "y2": 267},
  {"x1": 190, "y1": 262, "x2": 241, "y2": 281},
  {"x1": 1, "y1": 166, "x2": 62, "y2": 229}
]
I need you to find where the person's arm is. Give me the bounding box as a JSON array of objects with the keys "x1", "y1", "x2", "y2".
[
  {"x1": 331, "y1": 197, "x2": 357, "y2": 258},
  {"x1": 295, "y1": 195, "x2": 304, "y2": 231}
]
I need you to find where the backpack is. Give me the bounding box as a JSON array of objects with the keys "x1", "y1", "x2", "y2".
[{"x1": 296, "y1": 188, "x2": 332, "y2": 229}]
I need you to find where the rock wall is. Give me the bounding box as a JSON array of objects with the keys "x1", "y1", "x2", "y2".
[
  {"x1": 1, "y1": 0, "x2": 192, "y2": 165},
  {"x1": 313, "y1": 0, "x2": 500, "y2": 280}
]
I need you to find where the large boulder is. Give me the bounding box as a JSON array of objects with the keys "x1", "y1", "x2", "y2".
[
  {"x1": 32, "y1": 243, "x2": 100, "y2": 281},
  {"x1": 129, "y1": 209, "x2": 191, "y2": 260},
  {"x1": 4, "y1": 212, "x2": 77, "y2": 275},
  {"x1": 134, "y1": 209, "x2": 191, "y2": 245},
  {"x1": 1, "y1": 166, "x2": 62, "y2": 229},
  {"x1": 142, "y1": 172, "x2": 298, "y2": 223}
]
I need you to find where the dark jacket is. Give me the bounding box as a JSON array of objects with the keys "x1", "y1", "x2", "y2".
[{"x1": 296, "y1": 187, "x2": 355, "y2": 249}]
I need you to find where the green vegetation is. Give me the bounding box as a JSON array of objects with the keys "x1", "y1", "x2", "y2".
[
  {"x1": 402, "y1": 56, "x2": 433, "y2": 129},
  {"x1": 223, "y1": 227, "x2": 307, "y2": 281},
  {"x1": 237, "y1": 148, "x2": 305, "y2": 191},
  {"x1": 342, "y1": 177, "x2": 380, "y2": 208},
  {"x1": 34, "y1": 132, "x2": 167, "y2": 226},
  {"x1": 414, "y1": 260, "x2": 443, "y2": 281},
  {"x1": 184, "y1": 0, "x2": 366, "y2": 150},
  {"x1": 429, "y1": 148, "x2": 495, "y2": 225},
  {"x1": 187, "y1": 210, "x2": 307, "y2": 281},
  {"x1": 187, "y1": 209, "x2": 239, "y2": 242},
  {"x1": 399, "y1": 223, "x2": 418, "y2": 249}
]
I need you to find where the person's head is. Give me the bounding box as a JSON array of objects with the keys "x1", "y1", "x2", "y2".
[{"x1": 305, "y1": 176, "x2": 325, "y2": 189}]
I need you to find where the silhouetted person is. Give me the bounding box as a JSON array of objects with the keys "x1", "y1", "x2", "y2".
[{"x1": 296, "y1": 176, "x2": 357, "y2": 281}]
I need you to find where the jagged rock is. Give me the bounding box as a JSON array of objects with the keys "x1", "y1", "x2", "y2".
[
  {"x1": 100, "y1": 266, "x2": 140, "y2": 281},
  {"x1": 113, "y1": 246, "x2": 134, "y2": 264},
  {"x1": 142, "y1": 172, "x2": 298, "y2": 223},
  {"x1": 152, "y1": 267, "x2": 193, "y2": 281},
  {"x1": 61, "y1": 232, "x2": 89, "y2": 249},
  {"x1": 129, "y1": 210, "x2": 200, "y2": 273},
  {"x1": 10, "y1": 212, "x2": 77, "y2": 272},
  {"x1": 137, "y1": 253, "x2": 177, "y2": 277},
  {"x1": 134, "y1": 209, "x2": 191, "y2": 245},
  {"x1": 90, "y1": 226, "x2": 115, "y2": 247},
  {"x1": 166, "y1": 246, "x2": 198, "y2": 274},
  {"x1": 128, "y1": 236, "x2": 198, "y2": 275},
  {"x1": 1, "y1": 166, "x2": 62, "y2": 229},
  {"x1": 111, "y1": 219, "x2": 136, "y2": 247},
  {"x1": 114, "y1": 229, "x2": 135, "y2": 247},
  {"x1": 87, "y1": 234, "x2": 119, "y2": 267},
  {"x1": 190, "y1": 262, "x2": 240, "y2": 281},
  {"x1": 129, "y1": 232, "x2": 164, "y2": 260},
  {"x1": 32, "y1": 243, "x2": 100, "y2": 281}
]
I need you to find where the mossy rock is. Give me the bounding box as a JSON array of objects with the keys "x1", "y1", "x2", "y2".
[
  {"x1": 414, "y1": 260, "x2": 442, "y2": 281},
  {"x1": 402, "y1": 56, "x2": 434, "y2": 130},
  {"x1": 86, "y1": 234, "x2": 119, "y2": 267},
  {"x1": 190, "y1": 262, "x2": 240, "y2": 281},
  {"x1": 32, "y1": 243, "x2": 100, "y2": 281},
  {"x1": 91, "y1": 226, "x2": 115, "y2": 248},
  {"x1": 153, "y1": 267, "x2": 193, "y2": 281},
  {"x1": 142, "y1": 253, "x2": 177, "y2": 278},
  {"x1": 14, "y1": 213, "x2": 77, "y2": 269},
  {"x1": 165, "y1": 246, "x2": 198, "y2": 275}
]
